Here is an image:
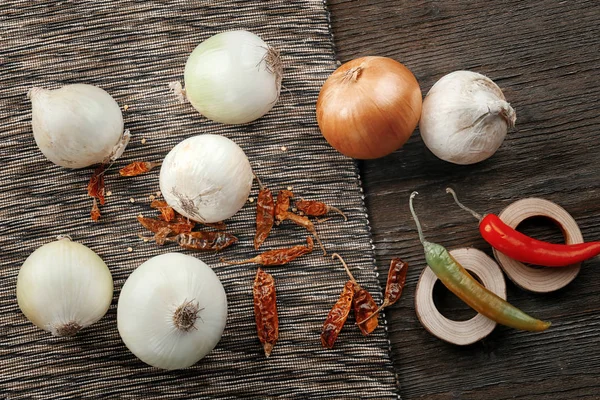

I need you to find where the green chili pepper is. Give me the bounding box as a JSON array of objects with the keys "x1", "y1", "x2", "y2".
[{"x1": 409, "y1": 192, "x2": 551, "y2": 332}]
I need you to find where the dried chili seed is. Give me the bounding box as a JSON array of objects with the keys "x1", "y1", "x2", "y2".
[
  {"x1": 280, "y1": 211, "x2": 326, "y2": 255},
  {"x1": 253, "y1": 268, "x2": 279, "y2": 357},
  {"x1": 221, "y1": 237, "x2": 313, "y2": 266},
  {"x1": 119, "y1": 161, "x2": 161, "y2": 177},
  {"x1": 359, "y1": 258, "x2": 409, "y2": 326},
  {"x1": 171, "y1": 231, "x2": 238, "y2": 251},
  {"x1": 295, "y1": 199, "x2": 347, "y2": 221},
  {"x1": 331, "y1": 253, "x2": 379, "y2": 335},
  {"x1": 90, "y1": 198, "x2": 101, "y2": 222},
  {"x1": 254, "y1": 187, "x2": 275, "y2": 250},
  {"x1": 321, "y1": 281, "x2": 354, "y2": 349},
  {"x1": 87, "y1": 164, "x2": 106, "y2": 205},
  {"x1": 274, "y1": 189, "x2": 294, "y2": 223},
  {"x1": 150, "y1": 200, "x2": 175, "y2": 222},
  {"x1": 137, "y1": 215, "x2": 194, "y2": 235}
]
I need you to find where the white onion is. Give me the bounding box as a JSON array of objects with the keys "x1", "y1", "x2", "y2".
[
  {"x1": 28, "y1": 84, "x2": 130, "y2": 168},
  {"x1": 419, "y1": 71, "x2": 516, "y2": 165},
  {"x1": 17, "y1": 237, "x2": 113, "y2": 337},
  {"x1": 159, "y1": 134, "x2": 253, "y2": 223},
  {"x1": 117, "y1": 253, "x2": 228, "y2": 370},
  {"x1": 181, "y1": 30, "x2": 282, "y2": 124}
]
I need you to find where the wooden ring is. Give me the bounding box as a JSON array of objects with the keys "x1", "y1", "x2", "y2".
[
  {"x1": 415, "y1": 248, "x2": 506, "y2": 346},
  {"x1": 493, "y1": 198, "x2": 581, "y2": 293}
]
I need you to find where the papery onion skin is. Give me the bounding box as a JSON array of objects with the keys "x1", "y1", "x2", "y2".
[
  {"x1": 316, "y1": 56, "x2": 422, "y2": 159},
  {"x1": 159, "y1": 134, "x2": 253, "y2": 223},
  {"x1": 117, "y1": 253, "x2": 228, "y2": 370},
  {"x1": 16, "y1": 237, "x2": 113, "y2": 336},
  {"x1": 419, "y1": 71, "x2": 516, "y2": 165},
  {"x1": 184, "y1": 30, "x2": 282, "y2": 124},
  {"x1": 29, "y1": 84, "x2": 125, "y2": 168}
]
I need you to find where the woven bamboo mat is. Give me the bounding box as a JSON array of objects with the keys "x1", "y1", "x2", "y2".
[{"x1": 0, "y1": 1, "x2": 399, "y2": 398}]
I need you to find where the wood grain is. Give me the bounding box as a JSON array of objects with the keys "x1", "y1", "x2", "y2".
[{"x1": 328, "y1": 0, "x2": 600, "y2": 398}]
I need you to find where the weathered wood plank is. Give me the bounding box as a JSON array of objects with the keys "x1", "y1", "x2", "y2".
[{"x1": 328, "y1": 0, "x2": 600, "y2": 398}]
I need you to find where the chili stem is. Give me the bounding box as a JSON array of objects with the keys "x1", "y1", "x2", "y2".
[
  {"x1": 220, "y1": 257, "x2": 258, "y2": 266},
  {"x1": 409, "y1": 192, "x2": 426, "y2": 244},
  {"x1": 331, "y1": 253, "x2": 357, "y2": 284},
  {"x1": 253, "y1": 172, "x2": 265, "y2": 190},
  {"x1": 328, "y1": 205, "x2": 348, "y2": 221},
  {"x1": 445, "y1": 188, "x2": 482, "y2": 221},
  {"x1": 312, "y1": 231, "x2": 327, "y2": 256}
]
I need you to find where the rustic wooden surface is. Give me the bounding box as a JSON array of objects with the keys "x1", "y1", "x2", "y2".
[{"x1": 328, "y1": 1, "x2": 600, "y2": 399}]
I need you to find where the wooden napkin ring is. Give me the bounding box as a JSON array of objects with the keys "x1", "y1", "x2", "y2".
[
  {"x1": 493, "y1": 198, "x2": 581, "y2": 293},
  {"x1": 415, "y1": 248, "x2": 506, "y2": 346}
]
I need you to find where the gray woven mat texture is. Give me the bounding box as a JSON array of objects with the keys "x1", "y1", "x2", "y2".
[{"x1": 0, "y1": 1, "x2": 399, "y2": 398}]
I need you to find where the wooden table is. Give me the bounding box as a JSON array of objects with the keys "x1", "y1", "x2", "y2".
[{"x1": 328, "y1": 1, "x2": 599, "y2": 398}]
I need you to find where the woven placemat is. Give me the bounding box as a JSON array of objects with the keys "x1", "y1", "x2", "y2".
[{"x1": 0, "y1": 1, "x2": 399, "y2": 398}]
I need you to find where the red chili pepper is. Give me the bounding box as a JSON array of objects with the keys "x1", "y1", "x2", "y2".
[{"x1": 447, "y1": 188, "x2": 600, "y2": 267}]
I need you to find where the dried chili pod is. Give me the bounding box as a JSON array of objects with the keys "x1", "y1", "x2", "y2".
[
  {"x1": 137, "y1": 215, "x2": 194, "y2": 235},
  {"x1": 170, "y1": 231, "x2": 238, "y2": 251},
  {"x1": 331, "y1": 253, "x2": 379, "y2": 335},
  {"x1": 87, "y1": 163, "x2": 106, "y2": 205},
  {"x1": 359, "y1": 258, "x2": 408, "y2": 325},
  {"x1": 150, "y1": 200, "x2": 176, "y2": 222},
  {"x1": 254, "y1": 187, "x2": 275, "y2": 250},
  {"x1": 296, "y1": 199, "x2": 347, "y2": 221},
  {"x1": 353, "y1": 288, "x2": 379, "y2": 335},
  {"x1": 280, "y1": 211, "x2": 326, "y2": 255},
  {"x1": 383, "y1": 258, "x2": 408, "y2": 306},
  {"x1": 119, "y1": 161, "x2": 161, "y2": 177},
  {"x1": 274, "y1": 190, "x2": 294, "y2": 223},
  {"x1": 321, "y1": 281, "x2": 354, "y2": 349},
  {"x1": 253, "y1": 268, "x2": 279, "y2": 357},
  {"x1": 221, "y1": 237, "x2": 313, "y2": 266},
  {"x1": 90, "y1": 198, "x2": 101, "y2": 222}
]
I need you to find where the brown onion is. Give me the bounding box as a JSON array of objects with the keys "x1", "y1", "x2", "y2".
[{"x1": 316, "y1": 56, "x2": 422, "y2": 159}]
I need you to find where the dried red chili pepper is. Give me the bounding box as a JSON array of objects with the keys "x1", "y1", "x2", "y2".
[
  {"x1": 296, "y1": 199, "x2": 347, "y2": 221},
  {"x1": 447, "y1": 188, "x2": 600, "y2": 267},
  {"x1": 255, "y1": 186, "x2": 275, "y2": 250},
  {"x1": 221, "y1": 237, "x2": 313, "y2": 266},
  {"x1": 169, "y1": 231, "x2": 238, "y2": 251},
  {"x1": 359, "y1": 258, "x2": 408, "y2": 325},
  {"x1": 383, "y1": 258, "x2": 408, "y2": 306},
  {"x1": 137, "y1": 215, "x2": 194, "y2": 235},
  {"x1": 119, "y1": 161, "x2": 161, "y2": 177},
  {"x1": 274, "y1": 189, "x2": 294, "y2": 224},
  {"x1": 253, "y1": 268, "x2": 279, "y2": 357},
  {"x1": 331, "y1": 253, "x2": 379, "y2": 335},
  {"x1": 90, "y1": 198, "x2": 101, "y2": 222},
  {"x1": 280, "y1": 211, "x2": 326, "y2": 255},
  {"x1": 321, "y1": 281, "x2": 354, "y2": 349},
  {"x1": 87, "y1": 164, "x2": 106, "y2": 205},
  {"x1": 150, "y1": 200, "x2": 175, "y2": 222}
]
